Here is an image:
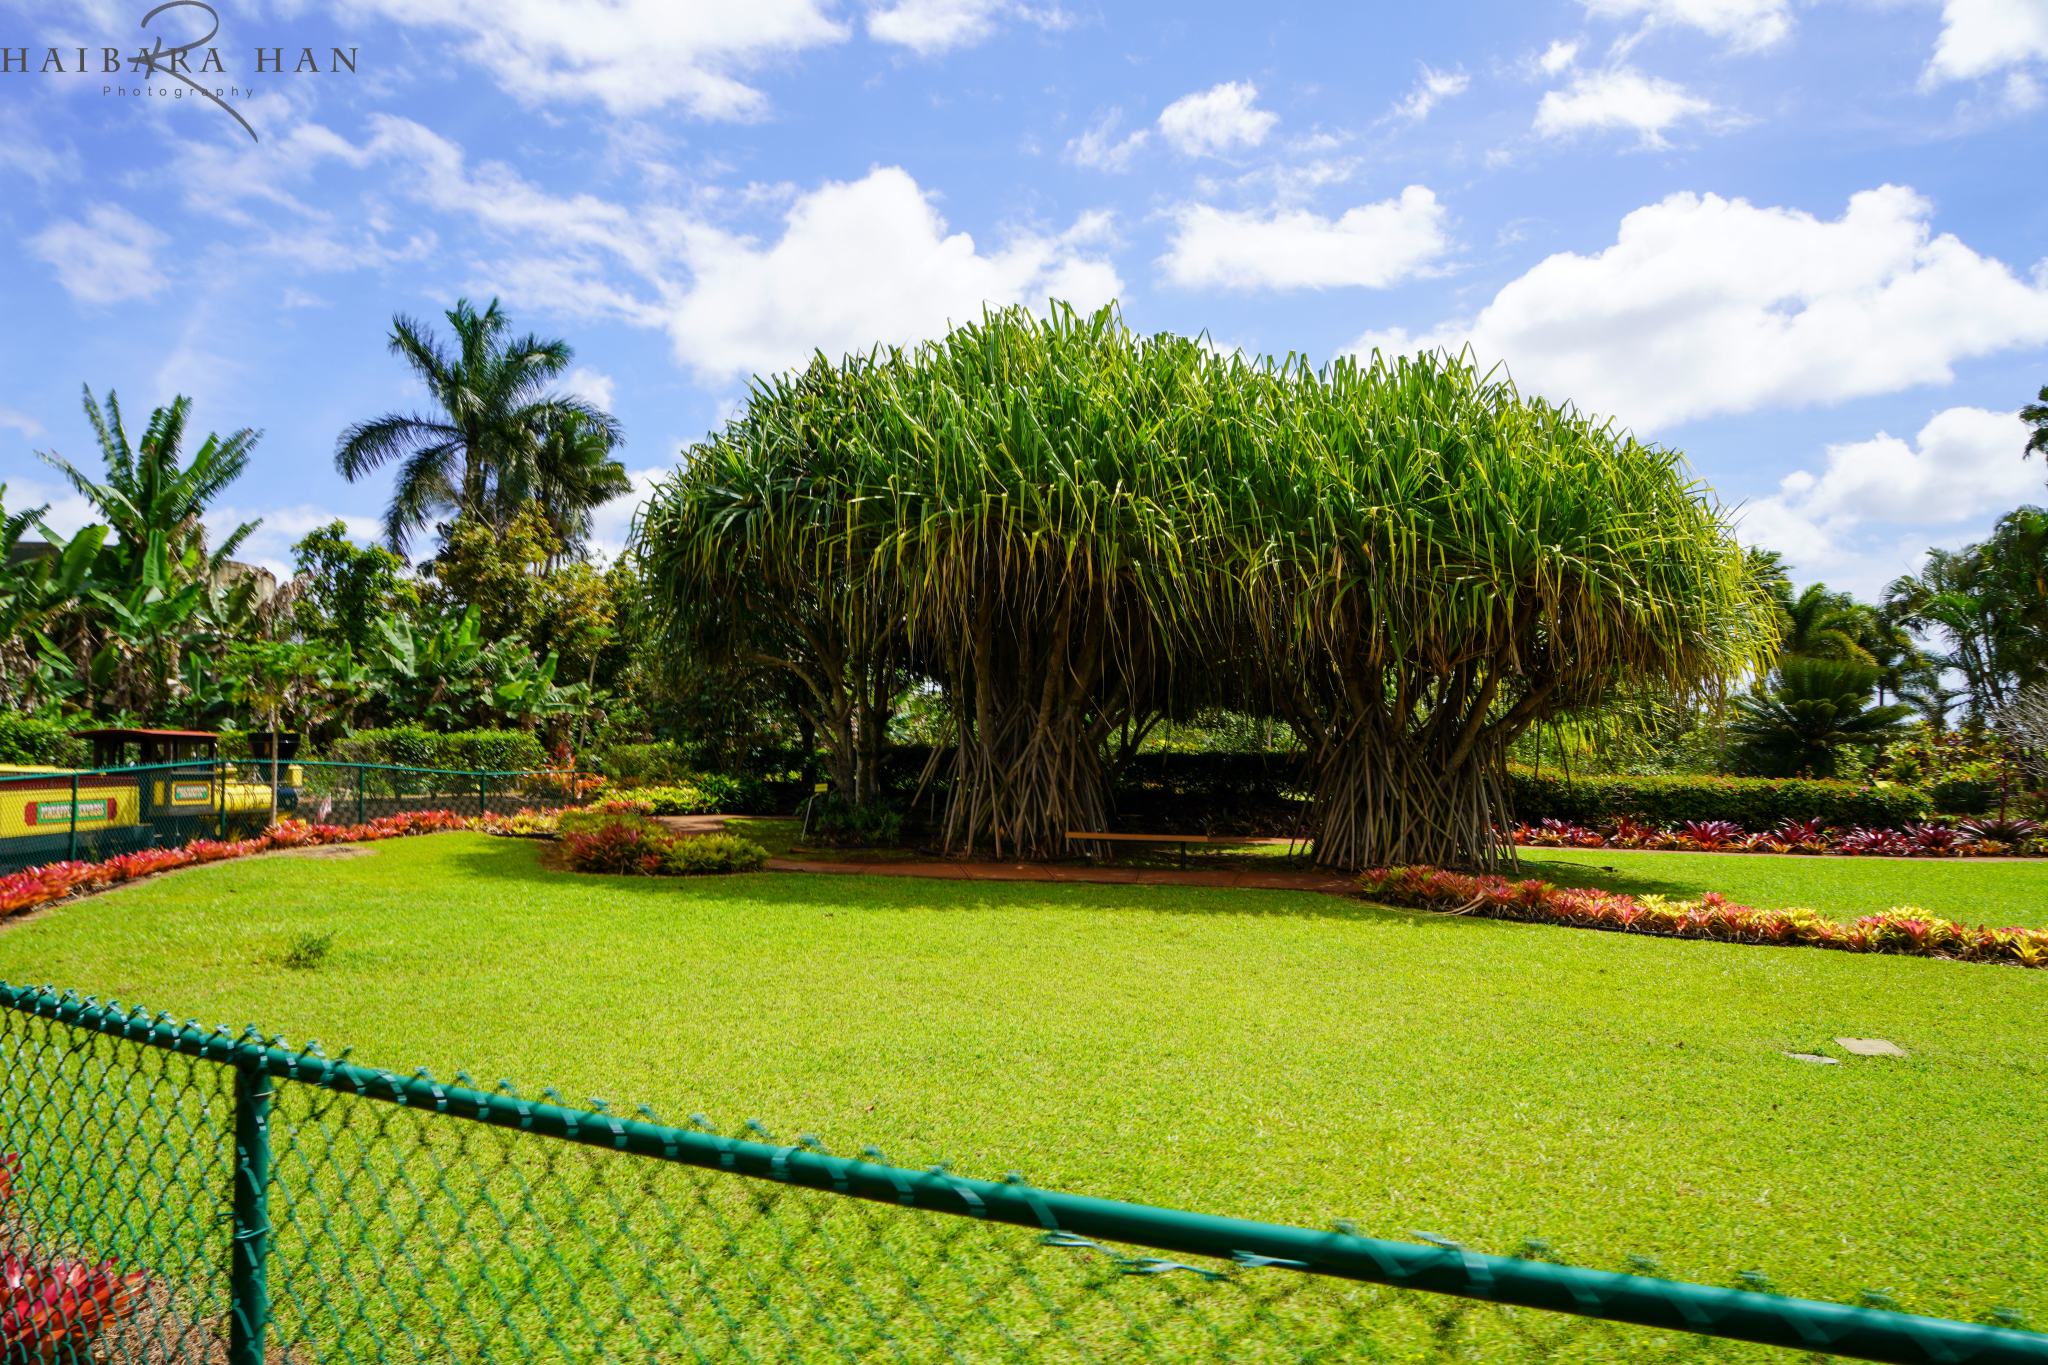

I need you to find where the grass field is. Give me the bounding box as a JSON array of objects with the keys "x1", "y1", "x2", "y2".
[
  {"x1": 1522, "y1": 848, "x2": 2048, "y2": 929},
  {"x1": 1, "y1": 832, "x2": 2042, "y2": 1337}
]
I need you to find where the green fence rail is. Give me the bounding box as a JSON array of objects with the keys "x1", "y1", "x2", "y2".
[
  {"x1": 1, "y1": 983, "x2": 2041, "y2": 1365},
  {"x1": 0, "y1": 760, "x2": 598, "y2": 877}
]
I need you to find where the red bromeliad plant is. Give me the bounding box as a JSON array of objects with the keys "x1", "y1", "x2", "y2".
[
  {"x1": 2, "y1": 1256, "x2": 150, "y2": 1364},
  {"x1": 1837, "y1": 826, "x2": 1915, "y2": 857},
  {"x1": 1904, "y1": 823, "x2": 1974, "y2": 856},
  {"x1": 1678, "y1": 819, "x2": 1744, "y2": 851},
  {"x1": 560, "y1": 819, "x2": 676, "y2": 875},
  {"x1": 1356, "y1": 865, "x2": 2048, "y2": 968}
]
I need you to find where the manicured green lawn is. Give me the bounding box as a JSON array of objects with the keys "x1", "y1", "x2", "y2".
[
  {"x1": 1522, "y1": 848, "x2": 2048, "y2": 929},
  {"x1": 2, "y1": 833, "x2": 2042, "y2": 1335}
]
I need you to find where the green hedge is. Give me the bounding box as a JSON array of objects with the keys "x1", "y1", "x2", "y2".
[
  {"x1": 1507, "y1": 767, "x2": 1932, "y2": 830},
  {"x1": 0, "y1": 713, "x2": 87, "y2": 768},
  {"x1": 329, "y1": 727, "x2": 549, "y2": 774}
]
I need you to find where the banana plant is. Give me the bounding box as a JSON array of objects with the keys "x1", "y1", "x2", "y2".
[
  {"x1": 0, "y1": 494, "x2": 108, "y2": 710},
  {"x1": 84, "y1": 532, "x2": 211, "y2": 716}
]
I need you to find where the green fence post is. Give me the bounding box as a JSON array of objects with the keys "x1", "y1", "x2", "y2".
[
  {"x1": 230, "y1": 1061, "x2": 273, "y2": 1365},
  {"x1": 357, "y1": 765, "x2": 365, "y2": 825},
  {"x1": 68, "y1": 772, "x2": 79, "y2": 861},
  {"x1": 478, "y1": 771, "x2": 487, "y2": 817}
]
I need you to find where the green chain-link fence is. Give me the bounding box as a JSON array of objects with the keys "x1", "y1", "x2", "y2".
[
  {"x1": 2, "y1": 984, "x2": 2043, "y2": 1365},
  {"x1": 0, "y1": 761, "x2": 596, "y2": 877}
]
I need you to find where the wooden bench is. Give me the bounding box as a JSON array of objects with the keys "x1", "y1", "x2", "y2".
[{"x1": 1065, "y1": 831, "x2": 1267, "y2": 869}]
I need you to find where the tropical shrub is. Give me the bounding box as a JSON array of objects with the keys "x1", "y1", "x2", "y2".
[
  {"x1": 330, "y1": 727, "x2": 548, "y2": 774},
  {"x1": 631, "y1": 784, "x2": 717, "y2": 815},
  {"x1": 0, "y1": 714, "x2": 87, "y2": 768},
  {"x1": 483, "y1": 808, "x2": 559, "y2": 836},
  {"x1": 559, "y1": 816, "x2": 769, "y2": 876},
  {"x1": 809, "y1": 794, "x2": 903, "y2": 847},
  {"x1": 1508, "y1": 767, "x2": 1931, "y2": 829},
  {"x1": 1928, "y1": 778, "x2": 1997, "y2": 816},
  {"x1": 663, "y1": 833, "x2": 770, "y2": 875},
  {"x1": 597, "y1": 742, "x2": 695, "y2": 788},
  {"x1": 690, "y1": 774, "x2": 777, "y2": 815},
  {"x1": 1357, "y1": 865, "x2": 2048, "y2": 968}
]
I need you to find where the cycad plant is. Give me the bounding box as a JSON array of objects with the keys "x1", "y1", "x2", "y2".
[{"x1": 1728, "y1": 657, "x2": 1917, "y2": 778}]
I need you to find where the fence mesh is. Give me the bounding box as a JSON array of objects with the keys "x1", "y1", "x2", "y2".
[{"x1": 4, "y1": 992, "x2": 2044, "y2": 1365}]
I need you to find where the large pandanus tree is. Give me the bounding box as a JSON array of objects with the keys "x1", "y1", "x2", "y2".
[
  {"x1": 874, "y1": 307, "x2": 1227, "y2": 858},
  {"x1": 636, "y1": 355, "x2": 910, "y2": 806},
  {"x1": 1224, "y1": 350, "x2": 1773, "y2": 871}
]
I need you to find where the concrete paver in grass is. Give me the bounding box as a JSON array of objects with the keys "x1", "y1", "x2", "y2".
[{"x1": 1836, "y1": 1037, "x2": 1908, "y2": 1056}]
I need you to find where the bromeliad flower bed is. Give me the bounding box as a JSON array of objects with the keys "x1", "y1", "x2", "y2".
[
  {"x1": 0, "y1": 811, "x2": 478, "y2": 919},
  {"x1": 1357, "y1": 865, "x2": 2048, "y2": 968},
  {"x1": 1512, "y1": 816, "x2": 2045, "y2": 857}
]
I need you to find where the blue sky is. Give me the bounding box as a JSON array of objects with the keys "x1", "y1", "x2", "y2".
[{"x1": 2, "y1": 0, "x2": 2045, "y2": 596}]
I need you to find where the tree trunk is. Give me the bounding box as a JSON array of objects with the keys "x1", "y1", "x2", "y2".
[{"x1": 939, "y1": 577, "x2": 1136, "y2": 861}]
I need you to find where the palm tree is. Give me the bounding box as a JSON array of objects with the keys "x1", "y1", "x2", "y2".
[
  {"x1": 37, "y1": 386, "x2": 262, "y2": 575},
  {"x1": 335, "y1": 298, "x2": 625, "y2": 555},
  {"x1": 507, "y1": 409, "x2": 633, "y2": 562},
  {"x1": 2022, "y1": 379, "x2": 2048, "y2": 461},
  {"x1": 1727, "y1": 657, "x2": 1916, "y2": 778}
]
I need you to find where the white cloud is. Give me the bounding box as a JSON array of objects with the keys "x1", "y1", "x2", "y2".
[
  {"x1": 166, "y1": 115, "x2": 1121, "y2": 385},
  {"x1": 0, "y1": 409, "x2": 46, "y2": 438},
  {"x1": 1737, "y1": 407, "x2": 2037, "y2": 593},
  {"x1": 26, "y1": 205, "x2": 170, "y2": 305},
  {"x1": 1534, "y1": 66, "x2": 1718, "y2": 147},
  {"x1": 1389, "y1": 65, "x2": 1469, "y2": 122},
  {"x1": 1350, "y1": 186, "x2": 2048, "y2": 433},
  {"x1": 564, "y1": 367, "x2": 617, "y2": 411},
  {"x1": 866, "y1": 0, "x2": 1000, "y2": 53},
  {"x1": 1157, "y1": 82, "x2": 1279, "y2": 157},
  {"x1": 661, "y1": 170, "x2": 1121, "y2": 379},
  {"x1": 1923, "y1": 0, "x2": 2048, "y2": 86},
  {"x1": 345, "y1": 0, "x2": 848, "y2": 117},
  {"x1": 1066, "y1": 109, "x2": 1149, "y2": 172},
  {"x1": 865, "y1": 0, "x2": 1071, "y2": 53},
  {"x1": 1160, "y1": 186, "x2": 1452, "y2": 291},
  {"x1": 1580, "y1": 0, "x2": 1792, "y2": 50},
  {"x1": 1537, "y1": 40, "x2": 1580, "y2": 75}
]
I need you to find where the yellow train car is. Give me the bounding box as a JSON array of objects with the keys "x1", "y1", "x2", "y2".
[{"x1": 0, "y1": 730, "x2": 301, "y2": 874}]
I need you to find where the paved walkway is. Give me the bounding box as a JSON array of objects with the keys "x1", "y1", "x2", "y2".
[{"x1": 656, "y1": 816, "x2": 1358, "y2": 894}]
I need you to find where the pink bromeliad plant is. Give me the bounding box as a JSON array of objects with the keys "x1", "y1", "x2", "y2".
[
  {"x1": 1356, "y1": 865, "x2": 2048, "y2": 968},
  {"x1": 0, "y1": 1158, "x2": 150, "y2": 1364}
]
